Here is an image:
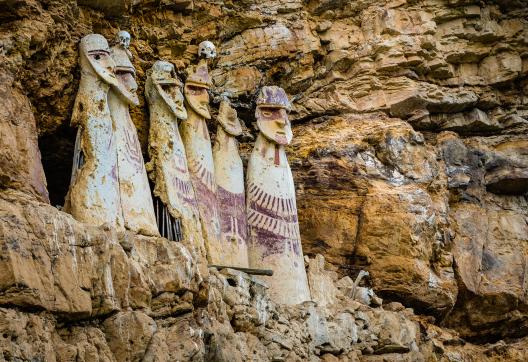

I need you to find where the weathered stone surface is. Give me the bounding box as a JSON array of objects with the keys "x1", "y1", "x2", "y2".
[
  {"x1": 0, "y1": 308, "x2": 56, "y2": 361},
  {"x1": 0, "y1": 191, "x2": 201, "y2": 318},
  {"x1": 484, "y1": 139, "x2": 528, "y2": 195},
  {"x1": 446, "y1": 202, "x2": 528, "y2": 339},
  {"x1": 218, "y1": 22, "x2": 320, "y2": 67},
  {"x1": 2, "y1": 0, "x2": 528, "y2": 358},
  {"x1": 103, "y1": 311, "x2": 157, "y2": 362},
  {"x1": 355, "y1": 182, "x2": 457, "y2": 316},
  {"x1": 292, "y1": 115, "x2": 456, "y2": 316},
  {"x1": 0, "y1": 72, "x2": 49, "y2": 203}
]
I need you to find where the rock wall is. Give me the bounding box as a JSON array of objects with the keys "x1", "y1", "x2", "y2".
[
  {"x1": 1, "y1": 0, "x2": 528, "y2": 360},
  {"x1": 2, "y1": 191, "x2": 528, "y2": 361}
]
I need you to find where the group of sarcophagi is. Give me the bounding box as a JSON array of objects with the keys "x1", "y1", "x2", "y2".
[{"x1": 64, "y1": 32, "x2": 311, "y2": 305}]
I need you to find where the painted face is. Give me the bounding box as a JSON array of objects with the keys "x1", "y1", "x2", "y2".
[
  {"x1": 85, "y1": 49, "x2": 118, "y2": 86},
  {"x1": 184, "y1": 84, "x2": 211, "y2": 119},
  {"x1": 256, "y1": 106, "x2": 292, "y2": 145},
  {"x1": 217, "y1": 101, "x2": 242, "y2": 136},
  {"x1": 114, "y1": 70, "x2": 139, "y2": 106}
]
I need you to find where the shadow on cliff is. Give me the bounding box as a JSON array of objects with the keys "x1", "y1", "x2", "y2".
[{"x1": 38, "y1": 124, "x2": 76, "y2": 207}]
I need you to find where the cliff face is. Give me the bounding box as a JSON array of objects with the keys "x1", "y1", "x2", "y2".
[{"x1": 1, "y1": 0, "x2": 528, "y2": 360}]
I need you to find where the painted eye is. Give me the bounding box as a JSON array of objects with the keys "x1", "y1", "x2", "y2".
[
  {"x1": 262, "y1": 111, "x2": 272, "y2": 117},
  {"x1": 94, "y1": 54, "x2": 101, "y2": 60}
]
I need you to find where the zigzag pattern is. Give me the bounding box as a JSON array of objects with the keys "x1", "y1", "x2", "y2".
[{"x1": 247, "y1": 182, "x2": 297, "y2": 218}]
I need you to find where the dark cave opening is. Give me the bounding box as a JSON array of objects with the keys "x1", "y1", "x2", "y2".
[{"x1": 38, "y1": 125, "x2": 77, "y2": 207}]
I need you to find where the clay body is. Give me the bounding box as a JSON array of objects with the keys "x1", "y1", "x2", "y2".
[
  {"x1": 180, "y1": 59, "x2": 222, "y2": 263},
  {"x1": 145, "y1": 60, "x2": 204, "y2": 253},
  {"x1": 212, "y1": 101, "x2": 248, "y2": 267},
  {"x1": 64, "y1": 34, "x2": 123, "y2": 228},
  {"x1": 109, "y1": 37, "x2": 158, "y2": 236},
  {"x1": 246, "y1": 86, "x2": 310, "y2": 305}
]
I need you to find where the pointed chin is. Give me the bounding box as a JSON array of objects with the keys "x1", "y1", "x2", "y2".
[
  {"x1": 189, "y1": 99, "x2": 211, "y2": 119},
  {"x1": 172, "y1": 104, "x2": 188, "y2": 120},
  {"x1": 115, "y1": 72, "x2": 139, "y2": 105},
  {"x1": 195, "y1": 105, "x2": 211, "y2": 119},
  {"x1": 155, "y1": 82, "x2": 188, "y2": 120},
  {"x1": 275, "y1": 134, "x2": 291, "y2": 145},
  {"x1": 114, "y1": 81, "x2": 139, "y2": 106},
  {"x1": 256, "y1": 117, "x2": 292, "y2": 145},
  {"x1": 219, "y1": 119, "x2": 243, "y2": 136}
]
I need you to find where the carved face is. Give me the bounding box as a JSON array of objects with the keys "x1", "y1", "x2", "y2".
[
  {"x1": 153, "y1": 62, "x2": 187, "y2": 120},
  {"x1": 256, "y1": 106, "x2": 292, "y2": 145},
  {"x1": 217, "y1": 100, "x2": 242, "y2": 136},
  {"x1": 87, "y1": 49, "x2": 118, "y2": 85},
  {"x1": 117, "y1": 31, "x2": 131, "y2": 48},
  {"x1": 81, "y1": 34, "x2": 118, "y2": 86},
  {"x1": 198, "y1": 41, "x2": 216, "y2": 59},
  {"x1": 114, "y1": 70, "x2": 139, "y2": 106},
  {"x1": 184, "y1": 84, "x2": 211, "y2": 119}
]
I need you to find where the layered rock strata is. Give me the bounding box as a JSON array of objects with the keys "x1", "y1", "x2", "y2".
[{"x1": 1, "y1": 0, "x2": 528, "y2": 359}]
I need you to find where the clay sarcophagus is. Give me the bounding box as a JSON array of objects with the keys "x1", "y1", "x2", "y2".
[
  {"x1": 65, "y1": 32, "x2": 158, "y2": 237},
  {"x1": 246, "y1": 86, "x2": 311, "y2": 305},
  {"x1": 145, "y1": 60, "x2": 206, "y2": 257},
  {"x1": 180, "y1": 43, "x2": 222, "y2": 263},
  {"x1": 212, "y1": 100, "x2": 249, "y2": 268},
  {"x1": 109, "y1": 31, "x2": 159, "y2": 237},
  {"x1": 64, "y1": 34, "x2": 123, "y2": 228}
]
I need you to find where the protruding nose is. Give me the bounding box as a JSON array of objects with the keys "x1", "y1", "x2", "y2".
[
  {"x1": 275, "y1": 117, "x2": 286, "y2": 125},
  {"x1": 130, "y1": 77, "x2": 138, "y2": 92},
  {"x1": 107, "y1": 57, "x2": 116, "y2": 72}
]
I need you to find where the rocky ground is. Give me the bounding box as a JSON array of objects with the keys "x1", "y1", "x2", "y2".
[{"x1": 1, "y1": 0, "x2": 528, "y2": 361}]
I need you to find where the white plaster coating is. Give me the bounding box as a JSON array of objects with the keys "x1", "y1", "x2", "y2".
[
  {"x1": 181, "y1": 60, "x2": 222, "y2": 264},
  {"x1": 213, "y1": 100, "x2": 249, "y2": 267},
  {"x1": 246, "y1": 87, "x2": 311, "y2": 305},
  {"x1": 64, "y1": 34, "x2": 123, "y2": 229},
  {"x1": 145, "y1": 60, "x2": 206, "y2": 257},
  {"x1": 109, "y1": 33, "x2": 159, "y2": 236}
]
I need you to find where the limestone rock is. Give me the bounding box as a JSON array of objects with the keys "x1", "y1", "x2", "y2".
[
  {"x1": 0, "y1": 308, "x2": 56, "y2": 361},
  {"x1": 2, "y1": 0, "x2": 528, "y2": 357},
  {"x1": 355, "y1": 182, "x2": 457, "y2": 316},
  {"x1": 0, "y1": 191, "x2": 200, "y2": 318},
  {"x1": 103, "y1": 311, "x2": 157, "y2": 362},
  {"x1": 484, "y1": 140, "x2": 528, "y2": 195},
  {"x1": 0, "y1": 73, "x2": 49, "y2": 203},
  {"x1": 307, "y1": 254, "x2": 339, "y2": 308},
  {"x1": 218, "y1": 22, "x2": 320, "y2": 67},
  {"x1": 447, "y1": 202, "x2": 528, "y2": 339},
  {"x1": 55, "y1": 325, "x2": 115, "y2": 361}
]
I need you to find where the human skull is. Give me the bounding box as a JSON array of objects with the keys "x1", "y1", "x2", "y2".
[
  {"x1": 198, "y1": 40, "x2": 216, "y2": 59},
  {"x1": 116, "y1": 30, "x2": 131, "y2": 49}
]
